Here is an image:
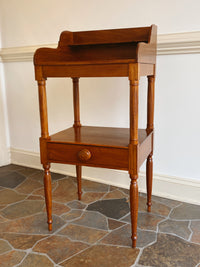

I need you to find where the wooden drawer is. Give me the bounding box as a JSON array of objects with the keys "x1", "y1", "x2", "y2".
[{"x1": 47, "y1": 142, "x2": 129, "y2": 170}]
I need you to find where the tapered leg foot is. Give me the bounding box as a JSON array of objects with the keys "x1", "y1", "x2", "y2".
[
  {"x1": 146, "y1": 154, "x2": 153, "y2": 212},
  {"x1": 43, "y1": 164, "x2": 52, "y2": 231},
  {"x1": 48, "y1": 223, "x2": 52, "y2": 231},
  {"x1": 132, "y1": 238, "x2": 137, "y2": 248},
  {"x1": 130, "y1": 174, "x2": 139, "y2": 248},
  {"x1": 76, "y1": 165, "x2": 82, "y2": 200}
]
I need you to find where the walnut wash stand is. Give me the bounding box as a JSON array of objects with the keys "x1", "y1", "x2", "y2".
[{"x1": 34, "y1": 25, "x2": 157, "y2": 248}]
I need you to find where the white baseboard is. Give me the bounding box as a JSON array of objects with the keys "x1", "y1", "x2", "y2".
[{"x1": 10, "y1": 147, "x2": 200, "y2": 205}]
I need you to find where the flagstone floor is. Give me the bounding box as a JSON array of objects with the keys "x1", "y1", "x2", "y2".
[{"x1": 0, "y1": 164, "x2": 200, "y2": 267}]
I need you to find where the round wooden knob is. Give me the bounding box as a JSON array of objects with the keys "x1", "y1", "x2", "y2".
[{"x1": 78, "y1": 149, "x2": 91, "y2": 161}]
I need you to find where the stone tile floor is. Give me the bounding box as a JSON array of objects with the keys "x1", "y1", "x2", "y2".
[{"x1": 0, "y1": 164, "x2": 199, "y2": 267}]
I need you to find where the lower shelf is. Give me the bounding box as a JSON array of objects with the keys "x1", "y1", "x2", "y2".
[
  {"x1": 43, "y1": 126, "x2": 153, "y2": 170},
  {"x1": 49, "y1": 126, "x2": 150, "y2": 148}
]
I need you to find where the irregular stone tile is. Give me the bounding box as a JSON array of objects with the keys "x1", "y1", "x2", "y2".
[
  {"x1": 33, "y1": 235, "x2": 88, "y2": 264},
  {"x1": 139, "y1": 192, "x2": 146, "y2": 197},
  {"x1": 43, "y1": 202, "x2": 70, "y2": 216},
  {"x1": 0, "y1": 189, "x2": 26, "y2": 205},
  {"x1": 122, "y1": 212, "x2": 164, "y2": 231},
  {"x1": 19, "y1": 253, "x2": 54, "y2": 267},
  {"x1": 52, "y1": 179, "x2": 77, "y2": 203},
  {"x1": 1, "y1": 200, "x2": 44, "y2": 219},
  {"x1": 191, "y1": 221, "x2": 200, "y2": 244},
  {"x1": 62, "y1": 210, "x2": 83, "y2": 221},
  {"x1": 119, "y1": 187, "x2": 129, "y2": 195},
  {"x1": 17, "y1": 166, "x2": 40, "y2": 177},
  {"x1": 61, "y1": 245, "x2": 139, "y2": 267},
  {"x1": 52, "y1": 202, "x2": 70, "y2": 216},
  {"x1": 15, "y1": 178, "x2": 42, "y2": 194},
  {"x1": 58, "y1": 224, "x2": 108, "y2": 244},
  {"x1": 159, "y1": 219, "x2": 191, "y2": 239},
  {"x1": 170, "y1": 203, "x2": 200, "y2": 220},
  {"x1": 110, "y1": 186, "x2": 129, "y2": 195},
  {"x1": 139, "y1": 233, "x2": 200, "y2": 267},
  {"x1": 0, "y1": 233, "x2": 47, "y2": 249},
  {"x1": 67, "y1": 200, "x2": 87, "y2": 210},
  {"x1": 32, "y1": 182, "x2": 57, "y2": 197},
  {"x1": 28, "y1": 170, "x2": 44, "y2": 184},
  {"x1": 51, "y1": 172, "x2": 67, "y2": 181},
  {"x1": 81, "y1": 192, "x2": 105, "y2": 204},
  {"x1": 82, "y1": 179, "x2": 109, "y2": 192},
  {"x1": 0, "y1": 215, "x2": 8, "y2": 223},
  {"x1": 136, "y1": 229, "x2": 158, "y2": 248},
  {"x1": 0, "y1": 250, "x2": 26, "y2": 267},
  {"x1": 110, "y1": 185, "x2": 119, "y2": 191},
  {"x1": 87, "y1": 198, "x2": 129, "y2": 219},
  {"x1": 0, "y1": 239, "x2": 12, "y2": 254},
  {"x1": 0, "y1": 213, "x2": 65, "y2": 234},
  {"x1": 139, "y1": 196, "x2": 171, "y2": 217},
  {"x1": 108, "y1": 218, "x2": 126, "y2": 230},
  {"x1": 27, "y1": 195, "x2": 44, "y2": 200},
  {"x1": 100, "y1": 224, "x2": 156, "y2": 248},
  {"x1": 30, "y1": 171, "x2": 67, "y2": 184},
  {"x1": 103, "y1": 189, "x2": 127, "y2": 200},
  {"x1": 0, "y1": 172, "x2": 26, "y2": 188},
  {"x1": 0, "y1": 164, "x2": 23, "y2": 173},
  {"x1": 139, "y1": 192, "x2": 147, "y2": 199},
  {"x1": 152, "y1": 195, "x2": 181, "y2": 208},
  {"x1": 73, "y1": 211, "x2": 108, "y2": 230}
]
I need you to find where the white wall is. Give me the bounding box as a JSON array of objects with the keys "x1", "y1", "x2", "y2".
[
  {"x1": 0, "y1": 63, "x2": 10, "y2": 165},
  {"x1": 0, "y1": 14, "x2": 10, "y2": 165},
  {"x1": 0, "y1": 0, "x2": 200, "y2": 203},
  {"x1": 1, "y1": 0, "x2": 200, "y2": 47},
  {"x1": 155, "y1": 54, "x2": 200, "y2": 179}
]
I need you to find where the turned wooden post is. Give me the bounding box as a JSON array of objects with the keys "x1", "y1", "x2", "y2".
[
  {"x1": 72, "y1": 77, "x2": 82, "y2": 200},
  {"x1": 72, "y1": 77, "x2": 81, "y2": 128},
  {"x1": 146, "y1": 75, "x2": 155, "y2": 212},
  {"x1": 38, "y1": 79, "x2": 49, "y2": 138},
  {"x1": 129, "y1": 64, "x2": 139, "y2": 248},
  {"x1": 37, "y1": 79, "x2": 52, "y2": 231},
  {"x1": 43, "y1": 163, "x2": 52, "y2": 230}
]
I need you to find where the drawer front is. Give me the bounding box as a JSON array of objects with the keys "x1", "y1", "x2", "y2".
[{"x1": 47, "y1": 143, "x2": 128, "y2": 170}]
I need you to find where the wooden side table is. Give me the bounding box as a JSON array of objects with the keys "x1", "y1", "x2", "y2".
[{"x1": 34, "y1": 25, "x2": 157, "y2": 247}]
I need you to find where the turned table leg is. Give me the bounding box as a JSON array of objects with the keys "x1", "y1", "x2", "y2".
[
  {"x1": 146, "y1": 153, "x2": 153, "y2": 212},
  {"x1": 76, "y1": 165, "x2": 82, "y2": 200},
  {"x1": 146, "y1": 75, "x2": 155, "y2": 212},
  {"x1": 72, "y1": 77, "x2": 82, "y2": 200},
  {"x1": 130, "y1": 174, "x2": 139, "y2": 248},
  {"x1": 129, "y1": 64, "x2": 139, "y2": 248},
  {"x1": 37, "y1": 79, "x2": 52, "y2": 230},
  {"x1": 43, "y1": 163, "x2": 52, "y2": 231}
]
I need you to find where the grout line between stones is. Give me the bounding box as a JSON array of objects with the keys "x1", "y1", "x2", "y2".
[
  {"x1": 188, "y1": 220, "x2": 194, "y2": 241},
  {"x1": 0, "y1": 209, "x2": 47, "y2": 222},
  {"x1": 13, "y1": 251, "x2": 28, "y2": 267},
  {"x1": 157, "y1": 230, "x2": 200, "y2": 245},
  {"x1": 15, "y1": 250, "x2": 57, "y2": 266},
  {"x1": 131, "y1": 248, "x2": 143, "y2": 267},
  {"x1": 60, "y1": 210, "x2": 84, "y2": 223},
  {"x1": 13, "y1": 176, "x2": 29, "y2": 190},
  {"x1": 0, "y1": 238, "x2": 15, "y2": 252},
  {"x1": 57, "y1": 244, "x2": 93, "y2": 265}
]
